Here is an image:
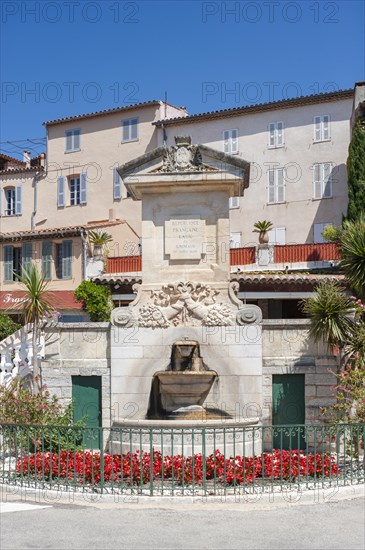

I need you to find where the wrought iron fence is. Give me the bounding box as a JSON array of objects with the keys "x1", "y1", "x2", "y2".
[{"x1": 0, "y1": 423, "x2": 364, "y2": 496}]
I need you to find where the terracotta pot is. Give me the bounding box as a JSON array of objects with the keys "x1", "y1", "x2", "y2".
[{"x1": 258, "y1": 231, "x2": 269, "y2": 244}]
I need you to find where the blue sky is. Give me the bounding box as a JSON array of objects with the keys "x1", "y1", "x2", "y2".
[{"x1": 1, "y1": 0, "x2": 364, "y2": 158}]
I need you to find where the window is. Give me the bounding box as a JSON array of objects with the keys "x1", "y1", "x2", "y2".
[
  {"x1": 55, "y1": 241, "x2": 72, "y2": 279},
  {"x1": 223, "y1": 129, "x2": 238, "y2": 154},
  {"x1": 229, "y1": 196, "x2": 240, "y2": 209},
  {"x1": 314, "y1": 222, "x2": 332, "y2": 243},
  {"x1": 65, "y1": 129, "x2": 80, "y2": 152},
  {"x1": 313, "y1": 163, "x2": 332, "y2": 199},
  {"x1": 70, "y1": 177, "x2": 81, "y2": 205},
  {"x1": 42, "y1": 241, "x2": 53, "y2": 280},
  {"x1": 3, "y1": 243, "x2": 32, "y2": 282},
  {"x1": 267, "y1": 168, "x2": 285, "y2": 204},
  {"x1": 268, "y1": 122, "x2": 284, "y2": 148},
  {"x1": 3, "y1": 186, "x2": 22, "y2": 216},
  {"x1": 230, "y1": 232, "x2": 242, "y2": 248},
  {"x1": 313, "y1": 115, "x2": 330, "y2": 142},
  {"x1": 268, "y1": 227, "x2": 286, "y2": 245},
  {"x1": 122, "y1": 118, "x2": 138, "y2": 142},
  {"x1": 57, "y1": 173, "x2": 87, "y2": 207}
]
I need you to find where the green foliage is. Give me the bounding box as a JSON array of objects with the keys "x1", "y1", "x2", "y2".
[
  {"x1": 88, "y1": 230, "x2": 113, "y2": 246},
  {"x1": 339, "y1": 215, "x2": 365, "y2": 299},
  {"x1": 346, "y1": 118, "x2": 365, "y2": 221},
  {"x1": 15, "y1": 263, "x2": 55, "y2": 324},
  {"x1": 253, "y1": 220, "x2": 273, "y2": 233},
  {"x1": 0, "y1": 313, "x2": 21, "y2": 341},
  {"x1": 0, "y1": 383, "x2": 84, "y2": 451},
  {"x1": 74, "y1": 281, "x2": 113, "y2": 322},
  {"x1": 321, "y1": 224, "x2": 341, "y2": 243},
  {"x1": 301, "y1": 281, "x2": 356, "y2": 347}
]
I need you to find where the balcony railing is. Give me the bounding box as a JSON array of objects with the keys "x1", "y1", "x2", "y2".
[{"x1": 105, "y1": 243, "x2": 340, "y2": 273}]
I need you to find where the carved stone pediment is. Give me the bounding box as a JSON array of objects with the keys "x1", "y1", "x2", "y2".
[
  {"x1": 156, "y1": 137, "x2": 218, "y2": 173},
  {"x1": 111, "y1": 281, "x2": 262, "y2": 328}
]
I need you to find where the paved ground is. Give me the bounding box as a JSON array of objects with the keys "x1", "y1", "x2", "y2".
[{"x1": 1, "y1": 487, "x2": 364, "y2": 550}]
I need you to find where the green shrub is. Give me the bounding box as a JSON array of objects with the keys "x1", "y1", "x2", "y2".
[
  {"x1": 74, "y1": 281, "x2": 113, "y2": 322},
  {"x1": 321, "y1": 225, "x2": 341, "y2": 243},
  {"x1": 0, "y1": 313, "x2": 21, "y2": 341}
]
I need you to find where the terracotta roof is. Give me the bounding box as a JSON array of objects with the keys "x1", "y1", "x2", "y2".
[
  {"x1": 153, "y1": 89, "x2": 353, "y2": 127},
  {"x1": 0, "y1": 220, "x2": 125, "y2": 242},
  {"x1": 0, "y1": 153, "x2": 25, "y2": 165},
  {"x1": 43, "y1": 100, "x2": 163, "y2": 126},
  {"x1": 93, "y1": 275, "x2": 142, "y2": 285},
  {"x1": 0, "y1": 166, "x2": 44, "y2": 175},
  {"x1": 231, "y1": 272, "x2": 345, "y2": 284}
]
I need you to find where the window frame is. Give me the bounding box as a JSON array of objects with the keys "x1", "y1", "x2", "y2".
[
  {"x1": 267, "y1": 167, "x2": 286, "y2": 205},
  {"x1": 121, "y1": 117, "x2": 139, "y2": 143},
  {"x1": 268, "y1": 121, "x2": 285, "y2": 149},
  {"x1": 4, "y1": 187, "x2": 15, "y2": 216},
  {"x1": 223, "y1": 129, "x2": 239, "y2": 155},
  {"x1": 65, "y1": 128, "x2": 81, "y2": 153},
  {"x1": 313, "y1": 115, "x2": 330, "y2": 143},
  {"x1": 312, "y1": 162, "x2": 333, "y2": 200},
  {"x1": 69, "y1": 176, "x2": 81, "y2": 206}
]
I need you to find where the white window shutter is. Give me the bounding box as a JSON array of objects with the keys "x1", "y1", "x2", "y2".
[
  {"x1": 277, "y1": 169, "x2": 285, "y2": 202},
  {"x1": 323, "y1": 115, "x2": 330, "y2": 140},
  {"x1": 314, "y1": 116, "x2": 321, "y2": 141},
  {"x1": 231, "y1": 129, "x2": 238, "y2": 153},
  {"x1": 80, "y1": 171, "x2": 87, "y2": 204},
  {"x1": 268, "y1": 123, "x2": 275, "y2": 147},
  {"x1": 65, "y1": 131, "x2": 72, "y2": 151},
  {"x1": 15, "y1": 186, "x2": 22, "y2": 215},
  {"x1": 122, "y1": 120, "x2": 129, "y2": 141},
  {"x1": 229, "y1": 196, "x2": 239, "y2": 209},
  {"x1": 4, "y1": 246, "x2": 13, "y2": 282},
  {"x1": 223, "y1": 130, "x2": 230, "y2": 153},
  {"x1": 113, "y1": 168, "x2": 122, "y2": 200},
  {"x1": 131, "y1": 118, "x2": 138, "y2": 140},
  {"x1": 230, "y1": 232, "x2": 241, "y2": 248},
  {"x1": 268, "y1": 170, "x2": 275, "y2": 203},
  {"x1": 73, "y1": 130, "x2": 80, "y2": 150},
  {"x1": 57, "y1": 176, "x2": 65, "y2": 207},
  {"x1": 313, "y1": 165, "x2": 321, "y2": 198},
  {"x1": 276, "y1": 227, "x2": 286, "y2": 245},
  {"x1": 323, "y1": 163, "x2": 332, "y2": 197},
  {"x1": 277, "y1": 122, "x2": 284, "y2": 146}
]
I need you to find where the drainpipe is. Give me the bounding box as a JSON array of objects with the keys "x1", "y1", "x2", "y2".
[
  {"x1": 31, "y1": 171, "x2": 41, "y2": 230},
  {"x1": 80, "y1": 228, "x2": 88, "y2": 280}
]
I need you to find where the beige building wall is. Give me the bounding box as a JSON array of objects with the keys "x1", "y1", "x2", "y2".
[{"x1": 157, "y1": 97, "x2": 352, "y2": 245}]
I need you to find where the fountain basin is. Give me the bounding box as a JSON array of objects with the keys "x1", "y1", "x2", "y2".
[{"x1": 155, "y1": 370, "x2": 217, "y2": 414}]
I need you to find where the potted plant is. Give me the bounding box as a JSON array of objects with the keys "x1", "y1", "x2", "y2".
[
  {"x1": 253, "y1": 220, "x2": 273, "y2": 244},
  {"x1": 88, "y1": 230, "x2": 113, "y2": 258}
]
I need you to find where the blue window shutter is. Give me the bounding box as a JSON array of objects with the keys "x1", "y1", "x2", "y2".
[
  {"x1": 62, "y1": 240, "x2": 72, "y2": 278},
  {"x1": 42, "y1": 241, "x2": 53, "y2": 280},
  {"x1": 57, "y1": 176, "x2": 65, "y2": 207},
  {"x1": 4, "y1": 246, "x2": 13, "y2": 282},
  {"x1": 80, "y1": 172, "x2": 87, "y2": 204},
  {"x1": 113, "y1": 168, "x2": 122, "y2": 200},
  {"x1": 22, "y1": 243, "x2": 32, "y2": 273},
  {"x1": 15, "y1": 186, "x2": 22, "y2": 215}
]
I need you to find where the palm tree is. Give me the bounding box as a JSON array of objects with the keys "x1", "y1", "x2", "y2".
[
  {"x1": 339, "y1": 215, "x2": 365, "y2": 300},
  {"x1": 15, "y1": 264, "x2": 55, "y2": 394},
  {"x1": 301, "y1": 280, "x2": 356, "y2": 351}
]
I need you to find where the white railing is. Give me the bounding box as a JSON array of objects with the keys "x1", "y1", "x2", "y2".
[{"x1": 0, "y1": 325, "x2": 44, "y2": 387}]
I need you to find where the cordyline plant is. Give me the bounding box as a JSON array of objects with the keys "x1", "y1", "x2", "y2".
[{"x1": 15, "y1": 264, "x2": 56, "y2": 394}]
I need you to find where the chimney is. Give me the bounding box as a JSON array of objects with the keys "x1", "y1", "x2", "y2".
[
  {"x1": 109, "y1": 208, "x2": 116, "y2": 221},
  {"x1": 23, "y1": 151, "x2": 31, "y2": 167}
]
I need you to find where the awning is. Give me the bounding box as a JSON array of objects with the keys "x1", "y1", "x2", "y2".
[{"x1": 0, "y1": 291, "x2": 83, "y2": 312}]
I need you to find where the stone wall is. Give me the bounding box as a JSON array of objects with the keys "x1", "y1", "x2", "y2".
[
  {"x1": 40, "y1": 320, "x2": 336, "y2": 428},
  {"x1": 41, "y1": 323, "x2": 111, "y2": 428}
]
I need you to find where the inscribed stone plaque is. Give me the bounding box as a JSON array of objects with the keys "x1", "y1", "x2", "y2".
[{"x1": 165, "y1": 218, "x2": 205, "y2": 260}]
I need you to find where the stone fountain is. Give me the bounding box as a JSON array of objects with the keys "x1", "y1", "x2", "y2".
[{"x1": 110, "y1": 137, "x2": 263, "y2": 454}]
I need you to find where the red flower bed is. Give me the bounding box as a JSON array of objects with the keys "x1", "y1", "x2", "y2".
[{"x1": 16, "y1": 449, "x2": 339, "y2": 486}]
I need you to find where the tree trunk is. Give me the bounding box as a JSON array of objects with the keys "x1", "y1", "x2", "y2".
[{"x1": 32, "y1": 323, "x2": 41, "y2": 395}]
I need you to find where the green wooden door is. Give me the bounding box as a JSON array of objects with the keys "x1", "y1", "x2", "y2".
[
  {"x1": 72, "y1": 376, "x2": 102, "y2": 449},
  {"x1": 272, "y1": 374, "x2": 305, "y2": 450}
]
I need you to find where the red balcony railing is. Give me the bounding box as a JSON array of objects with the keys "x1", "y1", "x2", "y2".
[
  {"x1": 273, "y1": 243, "x2": 340, "y2": 264},
  {"x1": 107, "y1": 255, "x2": 142, "y2": 273},
  {"x1": 105, "y1": 243, "x2": 340, "y2": 273},
  {"x1": 230, "y1": 247, "x2": 256, "y2": 266}
]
